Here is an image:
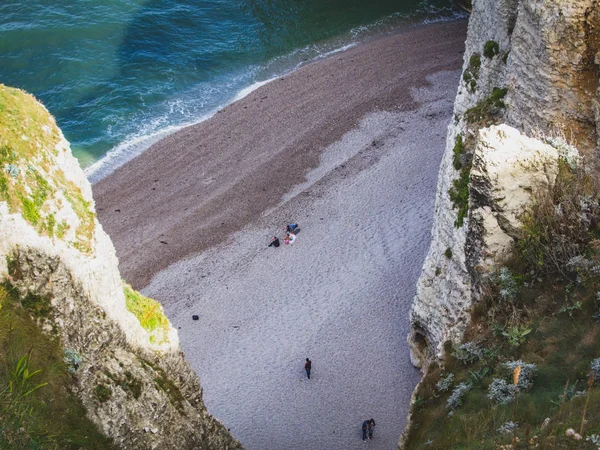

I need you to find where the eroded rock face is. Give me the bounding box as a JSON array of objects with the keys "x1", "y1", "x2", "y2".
[
  {"x1": 506, "y1": 0, "x2": 600, "y2": 152},
  {"x1": 469, "y1": 125, "x2": 559, "y2": 272},
  {"x1": 408, "y1": 0, "x2": 599, "y2": 369},
  {"x1": 0, "y1": 85, "x2": 241, "y2": 449}
]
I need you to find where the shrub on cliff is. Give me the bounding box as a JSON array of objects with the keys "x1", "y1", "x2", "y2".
[
  {"x1": 483, "y1": 40, "x2": 500, "y2": 59},
  {"x1": 452, "y1": 341, "x2": 483, "y2": 364},
  {"x1": 518, "y1": 159, "x2": 600, "y2": 281},
  {"x1": 462, "y1": 53, "x2": 481, "y2": 93},
  {"x1": 123, "y1": 282, "x2": 171, "y2": 345}
]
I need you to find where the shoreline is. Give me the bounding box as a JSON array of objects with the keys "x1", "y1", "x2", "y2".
[
  {"x1": 86, "y1": 14, "x2": 466, "y2": 184},
  {"x1": 94, "y1": 20, "x2": 467, "y2": 290}
]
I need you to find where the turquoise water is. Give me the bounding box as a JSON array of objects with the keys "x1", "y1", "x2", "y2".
[{"x1": 0, "y1": 0, "x2": 461, "y2": 179}]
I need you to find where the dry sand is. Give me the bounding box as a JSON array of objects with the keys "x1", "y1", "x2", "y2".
[{"x1": 94, "y1": 21, "x2": 466, "y2": 450}]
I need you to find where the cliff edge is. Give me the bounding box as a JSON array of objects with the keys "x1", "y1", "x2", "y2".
[
  {"x1": 408, "y1": 0, "x2": 600, "y2": 368},
  {"x1": 0, "y1": 85, "x2": 241, "y2": 449}
]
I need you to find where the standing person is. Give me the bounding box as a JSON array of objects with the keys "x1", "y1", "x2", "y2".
[
  {"x1": 368, "y1": 419, "x2": 376, "y2": 440},
  {"x1": 268, "y1": 236, "x2": 280, "y2": 247},
  {"x1": 304, "y1": 358, "x2": 311, "y2": 379},
  {"x1": 361, "y1": 420, "x2": 369, "y2": 441}
]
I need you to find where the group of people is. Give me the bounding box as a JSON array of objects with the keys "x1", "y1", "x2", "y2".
[
  {"x1": 362, "y1": 419, "x2": 376, "y2": 441},
  {"x1": 268, "y1": 223, "x2": 298, "y2": 248},
  {"x1": 303, "y1": 357, "x2": 376, "y2": 441}
]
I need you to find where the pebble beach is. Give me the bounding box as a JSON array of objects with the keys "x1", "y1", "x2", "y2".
[{"x1": 95, "y1": 21, "x2": 467, "y2": 449}]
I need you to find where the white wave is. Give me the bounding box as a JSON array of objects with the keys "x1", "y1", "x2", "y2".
[
  {"x1": 86, "y1": 4, "x2": 465, "y2": 184},
  {"x1": 231, "y1": 77, "x2": 278, "y2": 103}
]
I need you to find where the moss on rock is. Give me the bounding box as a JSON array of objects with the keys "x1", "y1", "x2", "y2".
[
  {"x1": 123, "y1": 282, "x2": 171, "y2": 345},
  {"x1": 0, "y1": 85, "x2": 95, "y2": 253}
]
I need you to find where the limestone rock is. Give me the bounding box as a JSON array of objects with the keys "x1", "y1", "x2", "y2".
[
  {"x1": 408, "y1": 0, "x2": 599, "y2": 369},
  {"x1": 0, "y1": 85, "x2": 241, "y2": 449},
  {"x1": 470, "y1": 125, "x2": 559, "y2": 272}
]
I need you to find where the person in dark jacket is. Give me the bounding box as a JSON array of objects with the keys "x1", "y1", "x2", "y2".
[
  {"x1": 304, "y1": 358, "x2": 311, "y2": 379},
  {"x1": 268, "y1": 236, "x2": 280, "y2": 247},
  {"x1": 368, "y1": 419, "x2": 376, "y2": 439},
  {"x1": 362, "y1": 420, "x2": 369, "y2": 441}
]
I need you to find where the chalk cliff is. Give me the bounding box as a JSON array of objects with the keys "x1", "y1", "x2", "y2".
[
  {"x1": 408, "y1": 0, "x2": 600, "y2": 367},
  {"x1": 0, "y1": 85, "x2": 241, "y2": 449}
]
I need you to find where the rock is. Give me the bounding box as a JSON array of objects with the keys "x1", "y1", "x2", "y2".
[
  {"x1": 408, "y1": 0, "x2": 599, "y2": 370},
  {"x1": 0, "y1": 85, "x2": 241, "y2": 449},
  {"x1": 470, "y1": 125, "x2": 559, "y2": 272}
]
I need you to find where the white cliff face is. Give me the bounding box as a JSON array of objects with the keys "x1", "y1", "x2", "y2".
[
  {"x1": 470, "y1": 125, "x2": 559, "y2": 271},
  {"x1": 0, "y1": 117, "x2": 178, "y2": 354},
  {"x1": 408, "y1": 119, "x2": 471, "y2": 367},
  {"x1": 408, "y1": 0, "x2": 599, "y2": 369},
  {"x1": 506, "y1": 0, "x2": 600, "y2": 151},
  {"x1": 0, "y1": 86, "x2": 240, "y2": 449}
]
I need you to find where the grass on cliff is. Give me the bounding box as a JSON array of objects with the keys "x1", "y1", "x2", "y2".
[
  {"x1": 464, "y1": 87, "x2": 507, "y2": 125},
  {"x1": 462, "y1": 53, "x2": 481, "y2": 93},
  {"x1": 449, "y1": 134, "x2": 471, "y2": 228},
  {"x1": 123, "y1": 282, "x2": 171, "y2": 345},
  {"x1": 0, "y1": 283, "x2": 117, "y2": 449},
  {"x1": 0, "y1": 85, "x2": 95, "y2": 253},
  {"x1": 404, "y1": 160, "x2": 600, "y2": 449}
]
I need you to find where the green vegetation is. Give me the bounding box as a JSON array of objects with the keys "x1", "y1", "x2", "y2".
[
  {"x1": 462, "y1": 53, "x2": 482, "y2": 93},
  {"x1": 0, "y1": 85, "x2": 95, "y2": 252},
  {"x1": 0, "y1": 283, "x2": 117, "y2": 449},
  {"x1": 404, "y1": 159, "x2": 600, "y2": 449},
  {"x1": 452, "y1": 135, "x2": 465, "y2": 170},
  {"x1": 445, "y1": 248, "x2": 453, "y2": 259},
  {"x1": 449, "y1": 160, "x2": 471, "y2": 228},
  {"x1": 20, "y1": 291, "x2": 53, "y2": 319},
  {"x1": 464, "y1": 87, "x2": 508, "y2": 124},
  {"x1": 449, "y1": 134, "x2": 471, "y2": 228},
  {"x1": 483, "y1": 40, "x2": 500, "y2": 59},
  {"x1": 93, "y1": 384, "x2": 112, "y2": 404},
  {"x1": 123, "y1": 282, "x2": 171, "y2": 345}
]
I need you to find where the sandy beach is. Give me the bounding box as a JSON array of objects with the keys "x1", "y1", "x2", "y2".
[{"x1": 95, "y1": 21, "x2": 466, "y2": 450}]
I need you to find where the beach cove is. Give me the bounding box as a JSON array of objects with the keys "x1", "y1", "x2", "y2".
[{"x1": 95, "y1": 20, "x2": 467, "y2": 450}]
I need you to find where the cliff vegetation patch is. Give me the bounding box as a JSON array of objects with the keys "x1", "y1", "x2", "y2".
[
  {"x1": 464, "y1": 87, "x2": 507, "y2": 125},
  {"x1": 0, "y1": 85, "x2": 95, "y2": 253},
  {"x1": 462, "y1": 53, "x2": 481, "y2": 93},
  {"x1": 123, "y1": 282, "x2": 171, "y2": 345},
  {"x1": 449, "y1": 134, "x2": 472, "y2": 228},
  {"x1": 404, "y1": 158, "x2": 600, "y2": 449},
  {"x1": 0, "y1": 283, "x2": 117, "y2": 449},
  {"x1": 483, "y1": 40, "x2": 500, "y2": 59}
]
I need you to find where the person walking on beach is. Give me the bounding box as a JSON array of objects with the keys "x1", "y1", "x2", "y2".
[
  {"x1": 361, "y1": 420, "x2": 369, "y2": 441},
  {"x1": 304, "y1": 358, "x2": 311, "y2": 379},
  {"x1": 268, "y1": 236, "x2": 280, "y2": 247},
  {"x1": 368, "y1": 419, "x2": 376, "y2": 440}
]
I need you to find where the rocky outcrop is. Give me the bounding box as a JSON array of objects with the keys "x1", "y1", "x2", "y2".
[
  {"x1": 0, "y1": 85, "x2": 240, "y2": 449},
  {"x1": 408, "y1": 0, "x2": 600, "y2": 368},
  {"x1": 469, "y1": 125, "x2": 559, "y2": 272},
  {"x1": 506, "y1": 0, "x2": 600, "y2": 152}
]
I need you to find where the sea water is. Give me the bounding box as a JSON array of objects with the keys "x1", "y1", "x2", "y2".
[{"x1": 0, "y1": 0, "x2": 462, "y2": 181}]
